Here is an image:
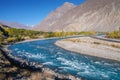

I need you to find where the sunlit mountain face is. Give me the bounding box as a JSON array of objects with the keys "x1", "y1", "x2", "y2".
[
  {"x1": 33, "y1": 0, "x2": 120, "y2": 32},
  {"x1": 33, "y1": 2, "x2": 76, "y2": 31}
]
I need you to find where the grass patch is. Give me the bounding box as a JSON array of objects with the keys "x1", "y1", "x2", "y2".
[
  {"x1": 106, "y1": 31, "x2": 120, "y2": 39},
  {"x1": 111, "y1": 44, "x2": 120, "y2": 49},
  {"x1": 93, "y1": 42, "x2": 101, "y2": 45}
]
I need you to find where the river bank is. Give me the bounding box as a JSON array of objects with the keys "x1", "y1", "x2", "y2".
[
  {"x1": 55, "y1": 37, "x2": 120, "y2": 61},
  {"x1": 0, "y1": 44, "x2": 82, "y2": 80},
  {"x1": 0, "y1": 47, "x2": 31, "y2": 80}
]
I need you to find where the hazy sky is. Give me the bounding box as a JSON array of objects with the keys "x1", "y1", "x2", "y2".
[{"x1": 0, "y1": 0, "x2": 85, "y2": 26}]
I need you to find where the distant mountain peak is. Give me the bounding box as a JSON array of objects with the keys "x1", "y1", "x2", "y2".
[
  {"x1": 63, "y1": 2, "x2": 75, "y2": 6},
  {"x1": 33, "y1": 2, "x2": 76, "y2": 31},
  {"x1": 0, "y1": 20, "x2": 31, "y2": 29}
]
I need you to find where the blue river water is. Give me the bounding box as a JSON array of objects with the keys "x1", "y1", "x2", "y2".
[{"x1": 8, "y1": 38, "x2": 120, "y2": 80}]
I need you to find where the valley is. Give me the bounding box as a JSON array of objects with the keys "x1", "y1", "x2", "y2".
[{"x1": 0, "y1": 0, "x2": 120, "y2": 80}]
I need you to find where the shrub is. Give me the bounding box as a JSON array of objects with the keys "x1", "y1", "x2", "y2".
[
  {"x1": 93, "y1": 42, "x2": 100, "y2": 45},
  {"x1": 0, "y1": 37, "x2": 4, "y2": 44},
  {"x1": 6, "y1": 37, "x2": 16, "y2": 43},
  {"x1": 106, "y1": 31, "x2": 120, "y2": 39}
]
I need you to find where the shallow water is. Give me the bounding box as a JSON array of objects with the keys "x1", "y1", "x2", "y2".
[{"x1": 8, "y1": 38, "x2": 120, "y2": 80}]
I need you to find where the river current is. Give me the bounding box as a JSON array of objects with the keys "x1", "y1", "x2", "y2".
[{"x1": 8, "y1": 38, "x2": 120, "y2": 80}]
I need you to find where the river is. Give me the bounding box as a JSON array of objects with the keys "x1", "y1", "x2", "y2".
[{"x1": 8, "y1": 38, "x2": 120, "y2": 80}]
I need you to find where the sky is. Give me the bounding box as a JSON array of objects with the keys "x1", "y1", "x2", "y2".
[{"x1": 0, "y1": 0, "x2": 86, "y2": 26}]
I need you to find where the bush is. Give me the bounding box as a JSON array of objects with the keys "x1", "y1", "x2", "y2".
[
  {"x1": 93, "y1": 42, "x2": 100, "y2": 45},
  {"x1": 6, "y1": 37, "x2": 16, "y2": 43},
  {"x1": 77, "y1": 31, "x2": 96, "y2": 35},
  {"x1": 0, "y1": 37, "x2": 4, "y2": 44},
  {"x1": 106, "y1": 31, "x2": 120, "y2": 39}
]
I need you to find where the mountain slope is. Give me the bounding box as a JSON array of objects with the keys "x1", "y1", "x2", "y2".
[
  {"x1": 54, "y1": 0, "x2": 120, "y2": 32},
  {"x1": 34, "y1": 0, "x2": 120, "y2": 32},
  {"x1": 0, "y1": 21, "x2": 31, "y2": 29},
  {"x1": 33, "y1": 2, "x2": 76, "y2": 31}
]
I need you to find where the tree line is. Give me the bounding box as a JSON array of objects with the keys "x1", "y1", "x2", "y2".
[{"x1": 0, "y1": 25, "x2": 96, "y2": 45}]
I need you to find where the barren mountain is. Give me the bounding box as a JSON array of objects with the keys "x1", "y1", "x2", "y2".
[
  {"x1": 0, "y1": 21, "x2": 31, "y2": 29},
  {"x1": 33, "y1": 2, "x2": 76, "y2": 31},
  {"x1": 34, "y1": 0, "x2": 120, "y2": 32}
]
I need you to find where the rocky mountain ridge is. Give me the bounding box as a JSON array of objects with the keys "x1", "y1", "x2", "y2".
[{"x1": 33, "y1": 0, "x2": 120, "y2": 32}]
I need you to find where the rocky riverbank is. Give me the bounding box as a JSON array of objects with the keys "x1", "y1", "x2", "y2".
[
  {"x1": 55, "y1": 37, "x2": 120, "y2": 61},
  {"x1": 0, "y1": 47, "x2": 31, "y2": 80},
  {"x1": 0, "y1": 45, "x2": 82, "y2": 80}
]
